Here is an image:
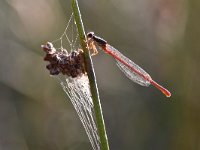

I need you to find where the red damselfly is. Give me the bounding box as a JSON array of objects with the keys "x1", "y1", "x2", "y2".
[{"x1": 87, "y1": 32, "x2": 171, "y2": 97}]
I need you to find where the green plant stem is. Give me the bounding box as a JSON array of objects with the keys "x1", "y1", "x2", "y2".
[{"x1": 72, "y1": 0, "x2": 110, "y2": 150}]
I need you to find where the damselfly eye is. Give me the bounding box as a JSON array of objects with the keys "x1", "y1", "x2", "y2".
[{"x1": 87, "y1": 32, "x2": 94, "y2": 38}]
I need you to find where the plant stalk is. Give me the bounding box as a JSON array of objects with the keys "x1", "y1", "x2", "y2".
[{"x1": 71, "y1": 0, "x2": 110, "y2": 150}]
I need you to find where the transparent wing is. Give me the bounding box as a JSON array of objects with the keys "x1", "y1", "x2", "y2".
[
  {"x1": 106, "y1": 45, "x2": 151, "y2": 86},
  {"x1": 116, "y1": 60, "x2": 150, "y2": 86},
  {"x1": 58, "y1": 75, "x2": 100, "y2": 150}
]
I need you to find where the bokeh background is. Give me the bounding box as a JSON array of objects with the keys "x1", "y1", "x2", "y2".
[{"x1": 0, "y1": 0, "x2": 200, "y2": 150}]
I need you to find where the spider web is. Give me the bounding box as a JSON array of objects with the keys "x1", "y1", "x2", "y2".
[{"x1": 51, "y1": 13, "x2": 100, "y2": 150}]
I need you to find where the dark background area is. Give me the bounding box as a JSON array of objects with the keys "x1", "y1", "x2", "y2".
[{"x1": 0, "y1": 0, "x2": 200, "y2": 150}]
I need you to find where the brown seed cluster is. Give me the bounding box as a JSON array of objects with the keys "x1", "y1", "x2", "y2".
[{"x1": 41, "y1": 42, "x2": 86, "y2": 78}]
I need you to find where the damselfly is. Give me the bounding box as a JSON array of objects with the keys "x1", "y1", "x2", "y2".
[{"x1": 87, "y1": 32, "x2": 171, "y2": 97}]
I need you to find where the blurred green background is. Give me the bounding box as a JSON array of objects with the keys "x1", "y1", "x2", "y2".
[{"x1": 0, "y1": 0, "x2": 200, "y2": 150}]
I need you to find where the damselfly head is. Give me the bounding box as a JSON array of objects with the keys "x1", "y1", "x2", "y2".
[{"x1": 87, "y1": 32, "x2": 95, "y2": 39}]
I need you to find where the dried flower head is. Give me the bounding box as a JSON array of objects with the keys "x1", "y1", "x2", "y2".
[{"x1": 41, "y1": 42, "x2": 85, "y2": 77}]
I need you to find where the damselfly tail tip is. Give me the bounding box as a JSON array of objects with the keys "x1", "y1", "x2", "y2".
[
  {"x1": 150, "y1": 80, "x2": 171, "y2": 98},
  {"x1": 162, "y1": 89, "x2": 171, "y2": 98}
]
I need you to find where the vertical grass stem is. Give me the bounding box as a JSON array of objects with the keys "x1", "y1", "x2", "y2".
[{"x1": 72, "y1": 0, "x2": 110, "y2": 150}]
